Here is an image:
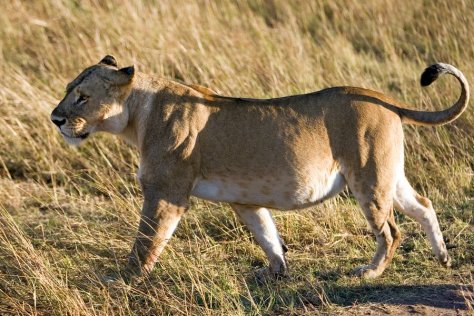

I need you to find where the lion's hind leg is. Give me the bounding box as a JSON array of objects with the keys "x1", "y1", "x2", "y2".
[
  {"x1": 346, "y1": 170, "x2": 402, "y2": 278},
  {"x1": 230, "y1": 204, "x2": 288, "y2": 278},
  {"x1": 393, "y1": 175, "x2": 451, "y2": 267},
  {"x1": 351, "y1": 198, "x2": 401, "y2": 279}
]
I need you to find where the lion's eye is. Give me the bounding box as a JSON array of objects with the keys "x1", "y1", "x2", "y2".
[{"x1": 77, "y1": 95, "x2": 88, "y2": 104}]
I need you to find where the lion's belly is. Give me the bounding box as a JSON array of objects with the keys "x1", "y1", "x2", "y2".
[{"x1": 191, "y1": 170, "x2": 346, "y2": 210}]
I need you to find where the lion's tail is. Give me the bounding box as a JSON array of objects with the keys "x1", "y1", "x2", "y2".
[{"x1": 400, "y1": 63, "x2": 470, "y2": 126}]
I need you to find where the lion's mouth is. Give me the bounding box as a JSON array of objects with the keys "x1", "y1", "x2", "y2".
[
  {"x1": 60, "y1": 131, "x2": 90, "y2": 145},
  {"x1": 78, "y1": 132, "x2": 90, "y2": 139},
  {"x1": 61, "y1": 131, "x2": 89, "y2": 139}
]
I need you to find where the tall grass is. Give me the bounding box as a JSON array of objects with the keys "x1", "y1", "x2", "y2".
[{"x1": 0, "y1": 1, "x2": 472, "y2": 315}]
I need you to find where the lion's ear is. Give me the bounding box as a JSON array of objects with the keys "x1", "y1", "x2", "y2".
[
  {"x1": 119, "y1": 65, "x2": 135, "y2": 78},
  {"x1": 99, "y1": 55, "x2": 118, "y2": 67},
  {"x1": 109, "y1": 65, "x2": 135, "y2": 85}
]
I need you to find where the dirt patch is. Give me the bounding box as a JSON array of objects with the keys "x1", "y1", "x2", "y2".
[{"x1": 331, "y1": 284, "x2": 473, "y2": 315}]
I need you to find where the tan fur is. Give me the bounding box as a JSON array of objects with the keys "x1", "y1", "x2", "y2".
[
  {"x1": 185, "y1": 83, "x2": 220, "y2": 100},
  {"x1": 51, "y1": 56, "x2": 469, "y2": 279}
]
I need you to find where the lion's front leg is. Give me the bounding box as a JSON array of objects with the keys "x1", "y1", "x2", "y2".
[{"x1": 126, "y1": 182, "x2": 188, "y2": 277}]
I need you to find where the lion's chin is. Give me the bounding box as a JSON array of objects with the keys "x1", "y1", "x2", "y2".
[{"x1": 62, "y1": 132, "x2": 90, "y2": 146}]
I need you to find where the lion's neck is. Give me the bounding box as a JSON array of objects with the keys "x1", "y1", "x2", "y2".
[
  {"x1": 121, "y1": 74, "x2": 165, "y2": 149},
  {"x1": 120, "y1": 74, "x2": 216, "y2": 150}
]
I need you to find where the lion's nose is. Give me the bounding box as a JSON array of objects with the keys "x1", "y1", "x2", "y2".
[{"x1": 51, "y1": 117, "x2": 66, "y2": 128}]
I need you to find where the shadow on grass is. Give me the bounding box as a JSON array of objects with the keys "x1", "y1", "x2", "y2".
[{"x1": 325, "y1": 283, "x2": 472, "y2": 310}]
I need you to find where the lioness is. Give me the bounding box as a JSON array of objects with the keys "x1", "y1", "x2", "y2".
[{"x1": 51, "y1": 55, "x2": 469, "y2": 279}]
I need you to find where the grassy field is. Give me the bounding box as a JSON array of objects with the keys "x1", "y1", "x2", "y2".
[{"x1": 0, "y1": 0, "x2": 473, "y2": 315}]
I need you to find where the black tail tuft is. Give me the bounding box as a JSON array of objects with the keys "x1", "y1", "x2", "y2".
[{"x1": 420, "y1": 64, "x2": 445, "y2": 86}]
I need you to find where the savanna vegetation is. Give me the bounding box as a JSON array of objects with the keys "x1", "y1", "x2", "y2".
[{"x1": 0, "y1": 1, "x2": 472, "y2": 315}]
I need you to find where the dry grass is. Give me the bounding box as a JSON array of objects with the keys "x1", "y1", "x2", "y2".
[{"x1": 0, "y1": 1, "x2": 473, "y2": 315}]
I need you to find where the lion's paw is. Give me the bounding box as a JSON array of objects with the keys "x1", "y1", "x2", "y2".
[
  {"x1": 438, "y1": 253, "x2": 452, "y2": 268},
  {"x1": 350, "y1": 265, "x2": 381, "y2": 279},
  {"x1": 254, "y1": 267, "x2": 288, "y2": 283}
]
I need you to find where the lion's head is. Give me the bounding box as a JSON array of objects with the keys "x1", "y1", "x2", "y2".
[{"x1": 51, "y1": 55, "x2": 135, "y2": 145}]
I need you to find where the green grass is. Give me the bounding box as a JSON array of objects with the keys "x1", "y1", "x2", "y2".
[{"x1": 0, "y1": 1, "x2": 472, "y2": 315}]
